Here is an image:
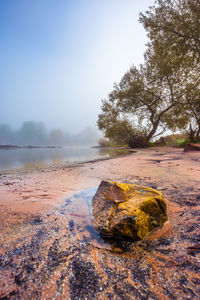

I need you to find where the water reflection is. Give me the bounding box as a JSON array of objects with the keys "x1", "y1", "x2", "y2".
[
  {"x1": 99, "y1": 148, "x2": 134, "y2": 157},
  {"x1": 61, "y1": 187, "x2": 136, "y2": 252},
  {"x1": 62, "y1": 187, "x2": 171, "y2": 253},
  {"x1": 0, "y1": 147, "x2": 133, "y2": 171}
]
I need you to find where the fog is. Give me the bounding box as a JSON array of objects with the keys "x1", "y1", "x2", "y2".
[
  {"x1": 1, "y1": 0, "x2": 154, "y2": 133},
  {"x1": 0, "y1": 122, "x2": 100, "y2": 146}
]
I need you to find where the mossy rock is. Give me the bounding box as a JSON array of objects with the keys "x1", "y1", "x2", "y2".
[{"x1": 92, "y1": 180, "x2": 167, "y2": 241}]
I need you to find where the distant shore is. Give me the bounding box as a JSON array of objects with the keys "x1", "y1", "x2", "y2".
[{"x1": 0, "y1": 144, "x2": 62, "y2": 149}]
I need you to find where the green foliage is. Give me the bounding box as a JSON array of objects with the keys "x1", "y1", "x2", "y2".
[
  {"x1": 176, "y1": 139, "x2": 191, "y2": 147},
  {"x1": 158, "y1": 133, "x2": 195, "y2": 147},
  {"x1": 97, "y1": 95, "x2": 148, "y2": 148},
  {"x1": 140, "y1": 0, "x2": 200, "y2": 138},
  {"x1": 140, "y1": 0, "x2": 200, "y2": 62},
  {"x1": 97, "y1": 0, "x2": 200, "y2": 146},
  {"x1": 98, "y1": 138, "x2": 127, "y2": 148}
]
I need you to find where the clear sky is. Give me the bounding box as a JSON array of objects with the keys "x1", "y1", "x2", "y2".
[{"x1": 1, "y1": 0, "x2": 154, "y2": 133}]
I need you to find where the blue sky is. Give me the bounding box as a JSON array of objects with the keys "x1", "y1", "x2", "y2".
[{"x1": 1, "y1": 0, "x2": 154, "y2": 132}]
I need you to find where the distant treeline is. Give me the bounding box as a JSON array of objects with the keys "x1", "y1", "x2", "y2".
[{"x1": 0, "y1": 121, "x2": 100, "y2": 146}]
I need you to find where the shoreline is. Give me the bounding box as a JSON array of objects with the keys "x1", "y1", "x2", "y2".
[
  {"x1": 0, "y1": 146, "x2": 200, "y2": 299},
  {"x1": 0, "y1": 148, "x2": 136, "y2": 175},
  {"x1": 1, "y1": 145, "x2": 199, "y2": 224}
]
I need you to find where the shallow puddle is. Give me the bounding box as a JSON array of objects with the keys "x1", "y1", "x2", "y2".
[
  {"x1": 60, "y1": 187, "x2": 171, "y2": 253},
  {"x1": 1, "y1": 185, "x2": 200, "y2": 299},
  {"x1": 61, "y1": 187, "x2": 97, "y2": 216},
  {"x1": 60, "y1": 187, "x2": 119, "y2": 251}
]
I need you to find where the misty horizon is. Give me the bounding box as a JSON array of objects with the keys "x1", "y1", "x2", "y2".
[
  {"x1": 0, "y1": 121, "x2": 101, "y2": 146},
  {"x1": 1, "y1": 0, "x2": 154, "y2": 133}
]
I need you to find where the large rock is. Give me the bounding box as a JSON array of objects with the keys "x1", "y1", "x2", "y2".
[{"x1": 92, "y1": 180, "x2": 167, "y2": 241}]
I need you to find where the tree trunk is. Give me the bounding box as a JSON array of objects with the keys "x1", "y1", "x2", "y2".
[
  {"x1": 195, "y1": 123, "x2": 200, "y2": 140},
  {"x1": 146, "y1": 121, "x2": 159, "y2": 142}
]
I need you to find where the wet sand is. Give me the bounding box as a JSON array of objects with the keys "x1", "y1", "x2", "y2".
[{"x1": 0, "y1": 147, "x2": 200, "y2": 299}]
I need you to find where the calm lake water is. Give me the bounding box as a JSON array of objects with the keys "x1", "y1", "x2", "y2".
[{"x1": 0, "y1": 146, "x2": 132, "y2": 171}]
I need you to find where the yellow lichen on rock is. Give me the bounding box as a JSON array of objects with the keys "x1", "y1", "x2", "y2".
[{"x1": 92, "y1": 180, "x2": 168, "y2": 241}]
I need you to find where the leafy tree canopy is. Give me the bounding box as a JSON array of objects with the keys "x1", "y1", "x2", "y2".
[
  {"x1": 98, "y1": 0, "x2": 200, "y2": 147},
  {"x1": 140, "y1": 0, "x2": 200, "y2": 62}
]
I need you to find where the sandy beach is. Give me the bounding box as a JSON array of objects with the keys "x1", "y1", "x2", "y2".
[{"x1": 0, "y1": 147, "x2": 200, "y2": 299}]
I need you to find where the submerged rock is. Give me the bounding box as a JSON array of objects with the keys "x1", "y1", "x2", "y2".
[{"x1": 92, "y1": 180, "x2": 167, "y2": 241}]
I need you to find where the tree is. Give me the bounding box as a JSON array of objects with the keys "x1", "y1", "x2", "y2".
[
  {"x1": 140, "y1": 0, "x2": 200, "y2": 62},
  {"x1": 98, "y1": 39, "x2": 197, "y2": 147},
  {"x1": 184, "y1": 84, "x2": 200, "y2": 140},
  {"x1": 0, "y1": 123, "x2": 14, "y2": 144},
  {"x1": 18, "y1": 121, "x2": 47, "y2": 145},
  {"x1": 98, "y1": 0, "x2": 200, "y2": 146},
  {"x1": 140, "y1": 0, "x2": 200, "y2": 139},
  {"x1": 49, "y1": 129, "x2": 65, "y2": 146},
  {"x1": 72, "y1": 126, "x2": 100, "y2": 145}
]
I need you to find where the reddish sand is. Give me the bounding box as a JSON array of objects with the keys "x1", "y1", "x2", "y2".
[
  {"x1": 1, "y1": 147, "x2": 199, "y2": 221},
  {"x1": 0, "y1": 147, "x2": 200, "y2": 299}
]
